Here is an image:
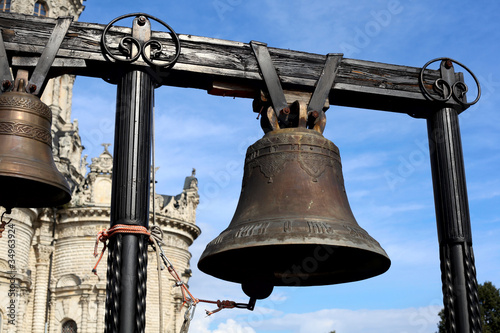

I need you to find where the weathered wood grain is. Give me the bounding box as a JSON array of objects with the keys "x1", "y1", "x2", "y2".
[{"x1": 0, "y1": 12, "x2": 461, "y2": 115}]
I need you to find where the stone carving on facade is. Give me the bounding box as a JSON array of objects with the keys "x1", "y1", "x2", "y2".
[
  {"x1": 90, "y1": 143, "x2": 113, "y2": 174},
  {"x1": 57, "y1": 224, "x2": 108, "y2": 240},
  {"x1": 56, "y1": 274, "x2": 81, "y2": 288},
  {"x1": 153, "y1": 168, "x2": 200, "y2": 224},
  {"x1": 87, "y1": 295, "x2": 98, "y2": 322},
  {"x1": 59, "y1": 132, "x2": 72, "y2": 159},
  {"x1": 80, "y1": 154, "x2": 88, "y2": 175},
  {"x1": 34, "y1": 243, "x2": 54, "y2": 263},
  {"x1": 53, "y1": 128, "x2": 86, "y2": 193}
]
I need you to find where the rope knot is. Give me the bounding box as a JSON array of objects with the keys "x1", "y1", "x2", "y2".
[{"x1": 92, "y1": 224, "x2": 151, "y2": 275}]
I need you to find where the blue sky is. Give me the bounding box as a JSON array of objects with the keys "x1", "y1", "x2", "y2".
[{"x1": 70, "y1": 1, "x2": 500, "y2": 332}]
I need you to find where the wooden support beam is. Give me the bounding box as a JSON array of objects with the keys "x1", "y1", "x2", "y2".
[{"x1": 0, "y1": 12, "x2": 460, "y2": 116}]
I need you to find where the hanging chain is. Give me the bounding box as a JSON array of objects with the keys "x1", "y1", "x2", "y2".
[{"x1": 0, "y1": 209, "x2": 13, "y2": 238}]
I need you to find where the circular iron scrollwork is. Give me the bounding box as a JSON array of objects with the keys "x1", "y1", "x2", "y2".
[
  {"x1": 101, "y1": 13, "x2": 181, "y2": 68},
  {"x1": 419, "y1": 57, "x2": 481, "y2": 107}
]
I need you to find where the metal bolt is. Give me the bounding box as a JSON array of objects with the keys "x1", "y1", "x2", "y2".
[
  {"x1": 444, "y1": 59, "x2": 453, "y2": 69},
  {"x1": 137, "y1": 16, "x2": 147, "y2": 26},
  {"x1": 1, "y1": 80, "x2": 12, "y2": 91},
  {"x1": 28, "y1": 84, "x2": 37, "y2": 93},
  {"x1": 281, "y1": 107, "x2": 290, "y2": 115},
  {"x1": 311, "y1": 110, "x2": 319, "y2": 118}
]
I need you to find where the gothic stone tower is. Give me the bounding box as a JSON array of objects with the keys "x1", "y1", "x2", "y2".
[{"x1": 0, "y1": 2, "x2": 201, "y2": 332}]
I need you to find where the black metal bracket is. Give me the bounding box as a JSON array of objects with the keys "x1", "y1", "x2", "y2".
[
  {"x1": 307, "y1": 53, "x2": 342, "y2": 114},
  {"x1": 306, "y1": 53, "x2": 342, "y2": 132},
  {"x1": 101, "y1": 13, "x2": 181, "y2": 68},
  {"x1": 419, "y1": 57, "x2": 481, "y2": 108},
  {"x1": 250, "y1": 40, "x2": 289, "y2": 123},
  {"x1": 29, "y1": 17, "x2": 73, "y2": 96}
]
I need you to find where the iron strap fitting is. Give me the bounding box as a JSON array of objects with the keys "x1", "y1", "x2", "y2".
[
  {"x1": 0, "y1": 28, "x2": 13, "y2": 93},
  {"x1": 1, "y1": 17, "x2": 73, "y2": 96},
  {"x1": 307, "y1": 53, "x2": 342, "y2": 133},
  {"x1": 250, "y1": 40, "x2": 290, "y2": 126},
  {"x1": 250, "y1": 40, "x2": 341, "y2": 132}
]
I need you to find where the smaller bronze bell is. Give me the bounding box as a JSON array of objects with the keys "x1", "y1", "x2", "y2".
[
  {"x1": 0, "y1": 82, "x2": 71, "y2": 210},
  {"x1": 199, "y1": 102, "x2": 390, "y2": 299}
]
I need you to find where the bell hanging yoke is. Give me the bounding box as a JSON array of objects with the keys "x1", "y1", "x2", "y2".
[
  {"x1": 198, "y1": 42, "x2": 390, "y2": 300},
  {"x1": 0, "y1": 17, "x2": 73, "y2": 211}
]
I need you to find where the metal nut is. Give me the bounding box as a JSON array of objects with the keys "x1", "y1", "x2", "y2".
[
  {"x1": 281, "y1": 107, "x2": 290, "y2": 115},
  {"x1": 137, "y1": 16, "x2": 147, "y2": 26}
]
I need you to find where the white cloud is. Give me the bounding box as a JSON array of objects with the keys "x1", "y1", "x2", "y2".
[
  {"x1": 213, "y1": 319, "x2": 257, "y2": 333},
  {"x1": 191, "y1": 305, "x2": 442, "y2": 333}
]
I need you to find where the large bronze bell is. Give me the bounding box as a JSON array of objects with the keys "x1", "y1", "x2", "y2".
[
  {"x1": 0, "y1": 82, "x2": 71, "y2": 210},
  {"x1": 198, "y1": 104, "x2": 390, "y2": 299}
]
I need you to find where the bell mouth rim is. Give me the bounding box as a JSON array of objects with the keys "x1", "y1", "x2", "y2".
[
  {"x1": 0, "y1": 174, "x2": 71, "y2": 208},
  {"x1": 198, "y1": 242, "x2": 391, "y2": 287},
  {"x1": 0, "y1": 153, "x2": 72, "y2": 208}
]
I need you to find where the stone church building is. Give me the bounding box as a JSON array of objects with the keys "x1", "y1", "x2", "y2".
[{"x1": 0, "y1": 1, "x2": 201, "y2": 332}]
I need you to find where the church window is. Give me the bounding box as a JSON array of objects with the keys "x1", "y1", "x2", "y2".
[
  {"x1": 34, "y1": 1, "x2": 48, "y2": 17},
  {"x1": 0, "y1": 0, "x2": 10, "y2": 12},
  {"x1": 62, "y1": 319, "x2": 77, "y2": 333}
]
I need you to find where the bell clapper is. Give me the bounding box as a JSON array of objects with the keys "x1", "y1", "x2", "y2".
[
  {"x1": 247, "y1": 297, "x2": 257, "y2": 311},
  {"x1": 242, "y1": 277, "x2": 275, "y2": 300}
]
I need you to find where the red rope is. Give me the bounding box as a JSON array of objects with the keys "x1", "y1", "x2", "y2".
[
  {"x1": 92, "y1": 224, "x2": 151, "y2": 275},
  {"x1": 92, "y1": 224, "x2": 250, "y2": 317}
]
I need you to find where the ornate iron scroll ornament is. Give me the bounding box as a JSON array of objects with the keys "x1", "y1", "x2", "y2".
[
  {"x1": 419, "y1": 57, "x2": 481, "y2": 107},
  {"x1": 101, "y1": 13, "x2": 181, "y2": 68}
]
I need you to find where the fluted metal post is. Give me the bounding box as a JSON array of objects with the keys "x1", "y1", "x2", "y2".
[
  {"x1": 105, "y1": 17, "x2": 154, "y2": 333},
  {"x1": 427, "y1": 61, "x2": 482, "y2": 333}
]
